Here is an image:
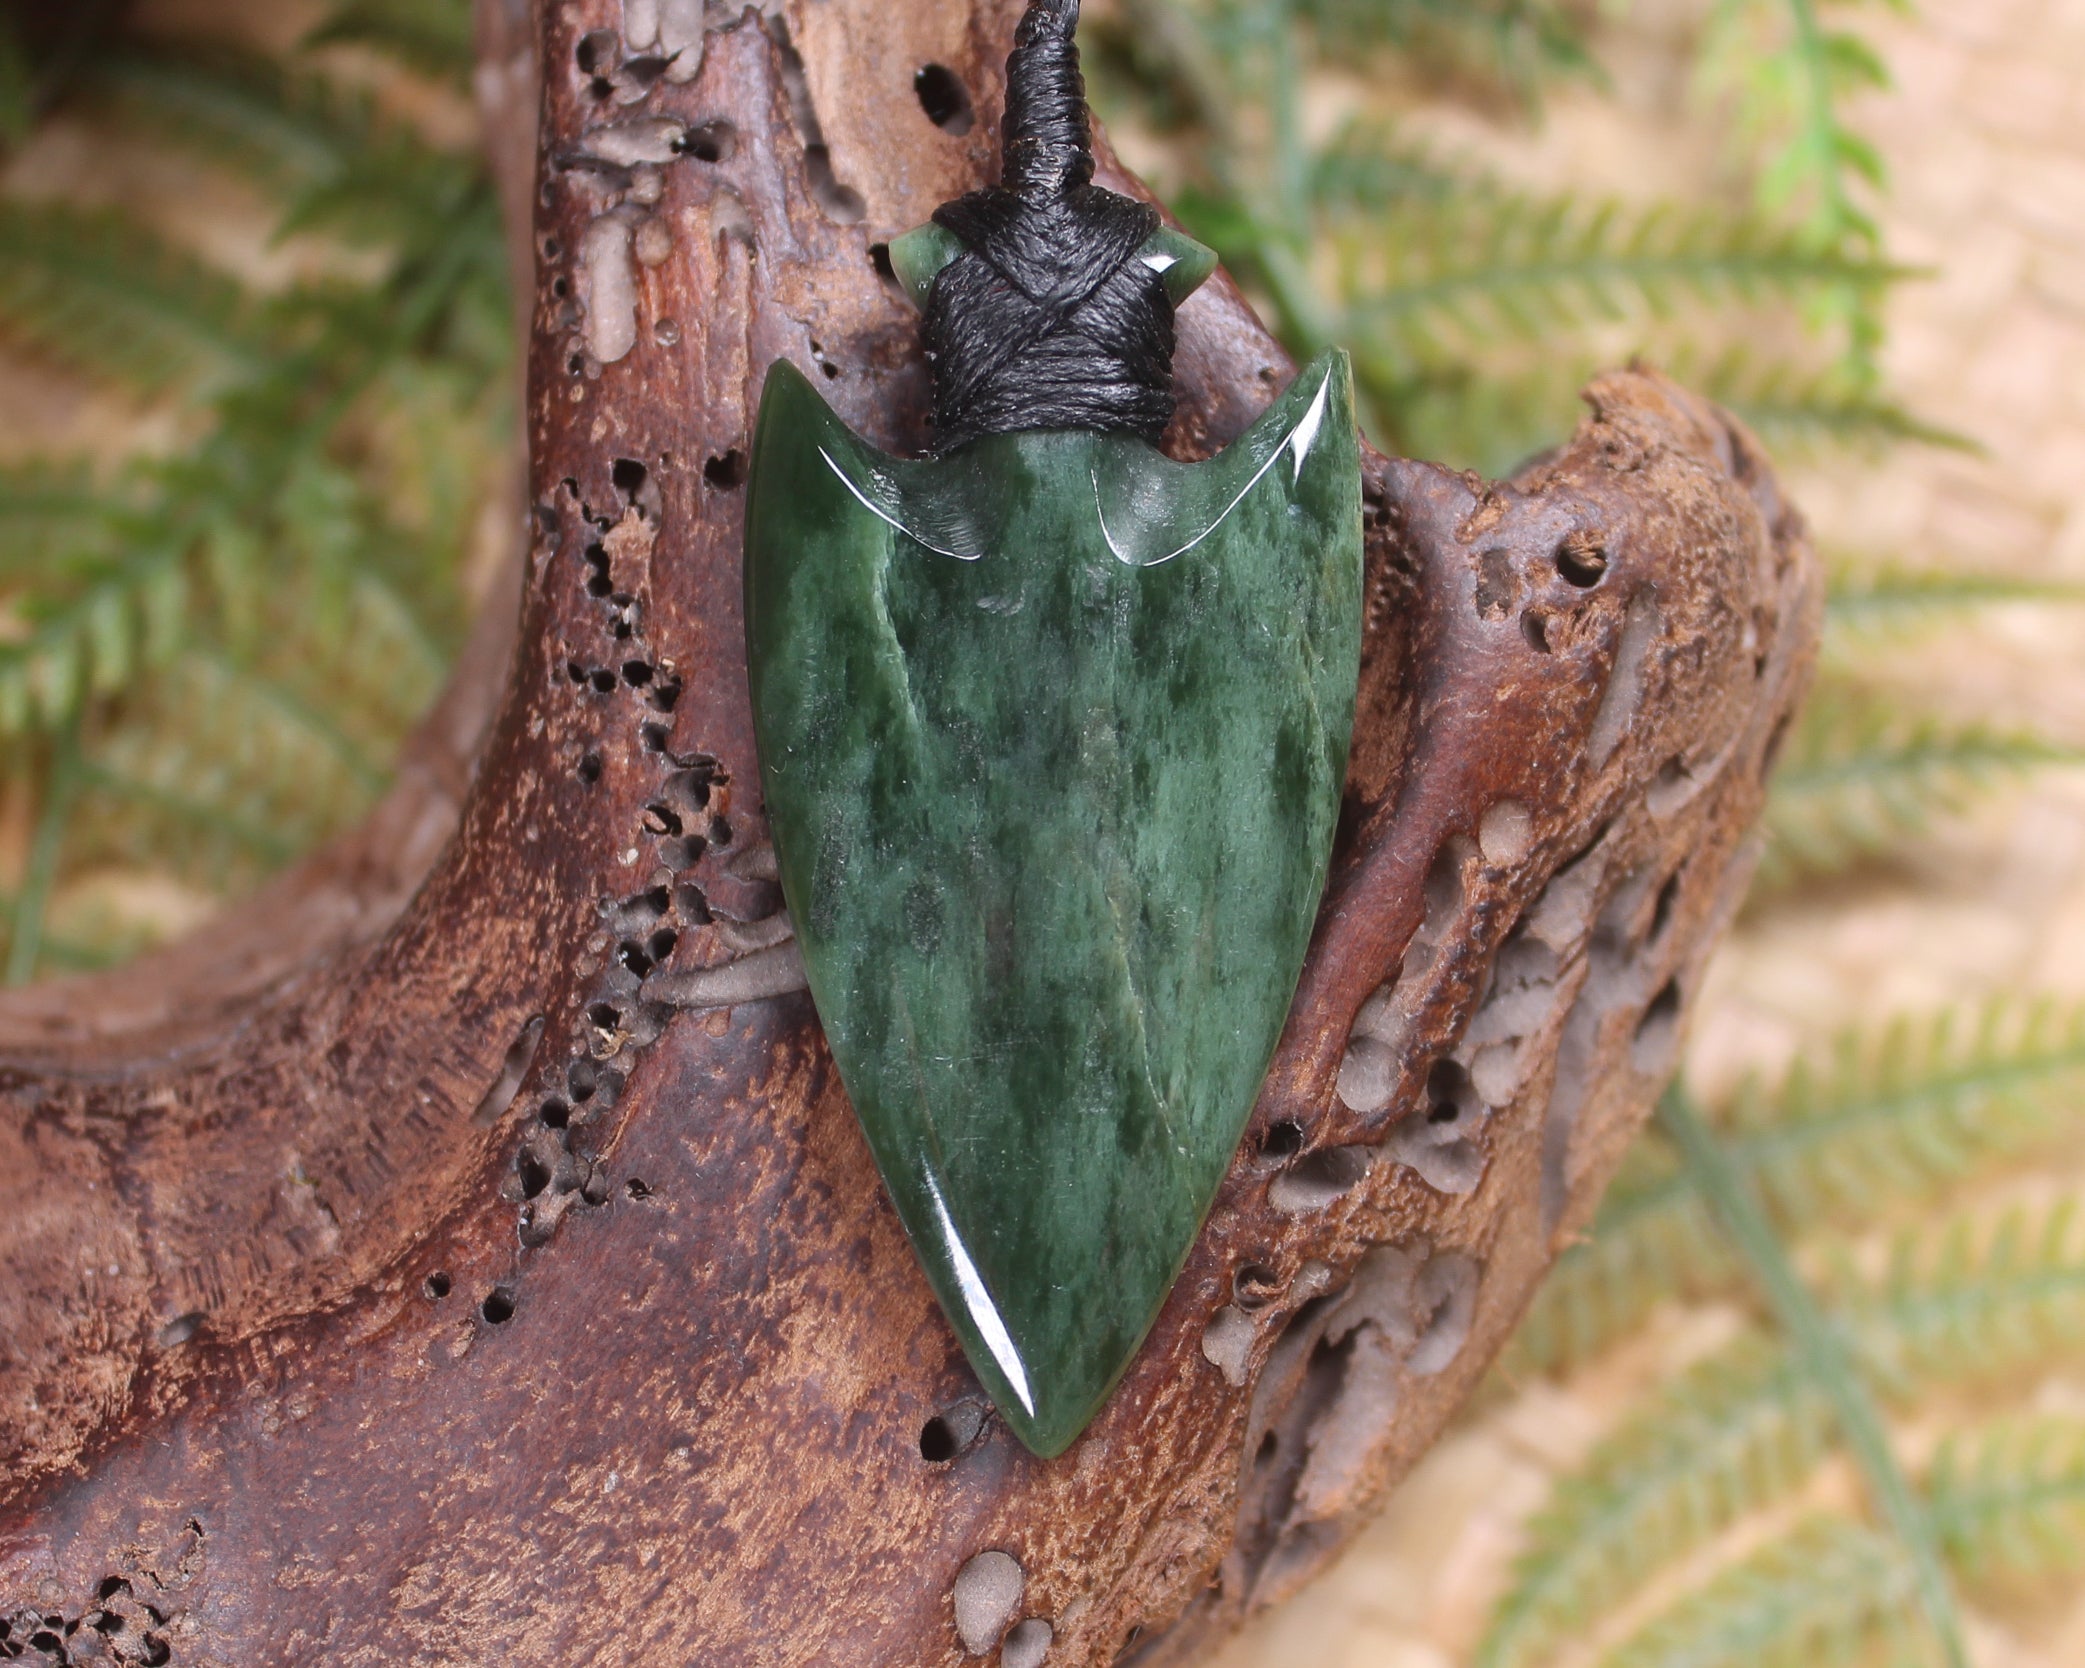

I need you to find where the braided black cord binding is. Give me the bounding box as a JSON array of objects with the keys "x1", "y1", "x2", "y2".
[{"x1": 923, "y1": 0, "x2": 1175, "y2": 450}]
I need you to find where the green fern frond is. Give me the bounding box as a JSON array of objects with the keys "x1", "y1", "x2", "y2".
[
  {"x1": 1761, "y1": 690, "x2": 2079, "y2": 884},
  {"x1": 33, "y1": 549, "x2": 448, "y2": 897},
  {"x1": 0, "y1": 5, "x2": 503, "y2": 965},
  {"x1": 1380, "y1": 352, "x2": 1596, "y2": 474},
  {"x1": 275, "y1": 138, "x2": 490, "y2": 262},
  {"x1": 1305, "y1": 121, "x2": 1473, "y2": 211},
  {"x1": 1099, "y1": 0, "x2": 1923, "y2": 469},
  {"x1": 1344, "y1": 195, "x2": 1905, "y2": 369},
  {"x1": 1596, "y1": 1517, "x2": 1930, "y2": 1668},
  {"x1": 269, "y1": 566, "x2": 452, "y2": 747},
  {"x1": 1928, "y1": 1416, "x2": 2085, "y2": 1588},
  {"x1": 6, "y1": 719, "x2": 81, "y2": 984},
  {"x1": 110, "y1": 647, "x2": 385, "y2": 800},
  {"x1": 0, "y1": 545, "x2": 189, "y2": 733},
  {"x1": 1702, "y1": 0, "x2": 1901, "y2": 252},
  {"x1": 305, "y1": 0, "x2": 476, "y2": 89},
  {"x1": 74, "y1": 761, "x2": 300, "y2": 882},
  {"x1": 1366, "y1": 331, "x2": 1956, "y2": 475},
  {"x1": 92, "y1": 44, "x2": 489, "y2": 261},
  {"x1": 1297, "y1": 0, "x2": 1600, "y2": 95},
  {"x1": 1487, "y1": 1192, "x2": 2085, "y2": 1668},
  {"x1": 67, "y1": 649, "x2": 396, "y2": 889},
  {"x1": 1824, "y1": 560, "x2": 2077, "y2": 644},
  {"x1": 1838, "y1": 1202, "x2": 2085, "y2": 1393},
  {"x1": 1727, "y1": 1003, "x2": 2085, "y2": 1224},
  {"x1": 0, "y1": 201, "x2": 272, "y2": 395},
  {"x1": 90, "y1": 45, "x2": 375, "y2": 198},
  {"x1": 0, "y1": 460, "x2": 135, "y2": 578},
  {"x1": 1508, "y1": 1004, "x2": 2085, "y2": 1377},
  {"x1": 0, "y1": 443, "x2": 461, "y2": 741},
  {"x1": 1659, "y1": 1088, "x2": 1969, "y2": 1668},
  {"x1": 1688, "y1": 0, "x2": 1908, "y2": 384},
  {"x1": 7, "y1": 890, "x2": 156, "y2": 977},
  {"x1": 1478, "y1": 1339, "x2": 1832, "y2": 1668},
  {"x1": 1682, "y1": 348, "x2": 1970, "y2": 454}
]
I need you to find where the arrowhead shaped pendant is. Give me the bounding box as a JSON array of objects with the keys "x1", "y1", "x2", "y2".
[
  {"x1": 739, "y1": 0, "x2": 1363, "y2": 1455},
  {"x1": 744, "y1": 351, "x2": 1362, "y2": 1454}
]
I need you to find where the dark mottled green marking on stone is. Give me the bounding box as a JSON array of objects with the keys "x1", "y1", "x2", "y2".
[{"x1": 744, "y1": 350, "x2": 1362, "y2": 1456}]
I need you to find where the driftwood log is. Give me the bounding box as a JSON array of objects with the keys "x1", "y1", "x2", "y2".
[{"x1": 0, "y1": 2, "x2": 1818, "y2": 1663}]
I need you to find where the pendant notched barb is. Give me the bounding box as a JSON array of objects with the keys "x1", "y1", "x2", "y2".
[{"x1": 742, "y1": 0, "x2": 1364, "y2": 1457}]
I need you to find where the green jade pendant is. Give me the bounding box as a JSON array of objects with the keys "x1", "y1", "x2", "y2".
[{"x1": 742, "y1": 0, "x2": 1363, "y2": 1458}]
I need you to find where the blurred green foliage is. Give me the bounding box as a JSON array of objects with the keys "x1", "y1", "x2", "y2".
[{"x1": 0, "y1": 0, "x2": 504, "y2": 974}]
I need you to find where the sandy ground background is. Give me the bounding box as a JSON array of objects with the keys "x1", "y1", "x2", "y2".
[
  {"x1": 3, "y1": 0, "x2": 2082, "y2": 1662},
  {"x1": 1214, "y1": 2, "x2": 2085, "y2": 1664}
]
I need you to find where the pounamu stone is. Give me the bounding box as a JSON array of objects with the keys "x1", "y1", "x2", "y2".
[{"x1": 744, "y1": 350, "x2": 1363, "y2": 1456}]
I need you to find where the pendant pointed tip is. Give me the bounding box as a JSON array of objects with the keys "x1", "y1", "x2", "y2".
[
  {"x1": 987, "y1": 1380, "x2": 1099, "y2": 1461},
  {"x1": 950, "y1": 1308, "x2": 1141, "y2": 1461}
]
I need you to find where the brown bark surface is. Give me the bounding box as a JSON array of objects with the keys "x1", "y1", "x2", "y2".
[{"x1": 0, "y1": 3, "x2": 1818, "y2": 1664}]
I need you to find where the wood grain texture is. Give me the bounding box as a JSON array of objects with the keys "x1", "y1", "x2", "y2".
[{"x1": 0, "y1": 3, "x2": 1818, "y2": 1664}]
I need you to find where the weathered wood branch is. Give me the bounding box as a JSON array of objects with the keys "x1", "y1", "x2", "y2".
[{"x1": 0, "y1": 3, "x2": 1817, "y2": 1664}]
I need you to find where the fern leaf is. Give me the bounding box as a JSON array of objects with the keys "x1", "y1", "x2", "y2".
[
  {"x1": 66, "y1": 651, "x2": 391, "y2": 886},
  {"x1": 0, "y1": 451, "x2": 451, "y2": 740},
  {"x1": 90, "y1": 45, "x2": 372, "y2": 196},
  {"x1": 273, "y1": 138, "x2": 489, "y2": 258},
  {"x1": 1358, "y1": 318, "x2": 1957, "y2": 475},
  {"x1": 1478, "y1": 1339, "x2": 1833, "y2": 1668},
  {"x1": 1760, "y1": 689, "x2": 2078, "y2": 884},
  {"x1": 1729, "y1": 1003, "x2": 2085, "y2": 1225},
  {"x1": 1370, "y1": 351, "x2": 1592, "y2": 475},
  {"x1": 1680, "y1": 348, "x2": 1971, "y2": 454},
  {"x1": 259, "y1": 566, "x2": 452, "y2": 749},
  {"x1": 4, "y1": 899, "x2": 152, "y2": 978},
  {"x1": 1297, "y1": 0, "x2": 1599, "y2": 96},
  {"x1": 54, "y1": 570, "x2": 440, "y2": 890},
  {"x1": 1595, "y1": 1517, "x2": 1930, "y2": 1668},
  {"x1": 1703, "y1": 0, "x2": 1895, "y2": 252},
  {"x1": 93, "y1": 45, "x2": 490, "y2": 260},
  {"x1": 0, "y1": 547, "x2": 189, "y2": 733},
  {"x1": 1508, "y1": 1004, "x2": 2085, "y2": 1377},
  {"x1": 0, "y1": 460, "x2": 133, "y2": 578},
  {"x1": 1305, "y1": 120, "x2": 1472, "y2": 211},
  {"x1": 6, "y1": 719, "x2": 82, "y2": 985},
  {"x1": 1347, "y1": 195, "x2": 1905, "y2": 370},
  {"x1": 1823, "y1": 559, "x2": 2076, "y2": 645},
  {"x1": 1488, "y1": 1197, "x2": 2085, "y2": 1668},
  {"x1": 1372, "y1": 336, "x2": 1954, "y2": 477},
  {"x1": 1838, "y1": 1202, "x2": 2085, "y2": 1393},
  {"x1": 305, "y1": 0, "x2": 476, "y2": 89},
  {"x1": 74, "y1": 761, "x2": 300, "y2": 881},
  {"x1": 0, "y1": 0, "x2": 503, "y2": 958},
  {"x1": 1928, "y1": 1416, "x2": 2085, "y2": 1588},
  {"x1": 1659, "y1": 1088, "x2": 1969, "y2": 1668},
  {"x1": 0, "y1": 202, "x2": 270, "y2": 395}
]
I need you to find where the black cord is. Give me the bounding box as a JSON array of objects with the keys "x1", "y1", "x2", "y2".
[{"x1": 923, "y1": 0, "x2": 1176, "y2": 451}]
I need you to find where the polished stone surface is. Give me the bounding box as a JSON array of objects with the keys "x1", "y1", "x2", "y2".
[{"x1": 744, "y1": 351, "x2": 1362, "y2": 1456}]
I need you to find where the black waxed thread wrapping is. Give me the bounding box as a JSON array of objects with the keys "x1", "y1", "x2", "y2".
[{"x1": 923, "y1": 0, "x2": 1177, "y2": 451}]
